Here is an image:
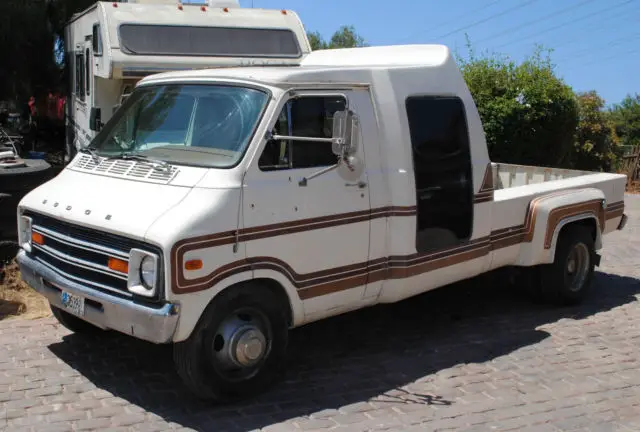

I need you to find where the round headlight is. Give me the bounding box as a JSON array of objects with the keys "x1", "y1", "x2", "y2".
[{"x1": 140, "y1": 256, "x2": 156, "y2": 289}]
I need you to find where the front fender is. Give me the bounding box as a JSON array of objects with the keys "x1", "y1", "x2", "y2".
[
  {"x1": 515, "y1": 188, "x2": 606, "y2": 266},
  {"x1": 171, "y1": 267, "x2": 306, "y2": 343}
]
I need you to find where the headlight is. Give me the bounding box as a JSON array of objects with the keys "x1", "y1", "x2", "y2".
[
  {"x1": 18, "y1": 215, "x2": 33, "y2": 252},
  {"x1": 127, "y1": 248, "x2": 160, "y2": 298},
  {"x1": 140, "y1": 256, "x2": 156, "y2": 288}
]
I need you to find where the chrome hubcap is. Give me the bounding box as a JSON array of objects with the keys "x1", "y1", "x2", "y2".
[
  {"x1": 565, "y1": 243, "x2": 590, "y2": 292},
  {"x1": 233, "y1": 328, "x2": 267, "y2": 367},
  {"x1": 210, "y1": 308, "x2": 271, "y2": 381}
]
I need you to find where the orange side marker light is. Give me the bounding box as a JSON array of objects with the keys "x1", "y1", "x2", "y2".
[{"x1": 185, "y1": 259, "x2": 203, "y2": 271}]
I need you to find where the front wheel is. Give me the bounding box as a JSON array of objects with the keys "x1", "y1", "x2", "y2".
[
  {"x1": 173, "y1": 284, "x2": 289, "y2": 402},
  {"x1": 538, "y1": 225, "x2": 596, "y2": 306}
]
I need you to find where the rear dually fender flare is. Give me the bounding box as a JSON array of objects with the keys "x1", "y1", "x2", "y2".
[{"x1": 514, "y1": 188, "x2": 606, "y2": 267}]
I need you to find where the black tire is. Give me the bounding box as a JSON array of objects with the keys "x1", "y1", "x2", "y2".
[
  {"x1": 0, "y1": 240, "x2": 19, "y2": 266},
  {"x1": 0, "y1": 159, "x2": 55, "y2": 193},
  {"x1": 537, "y1": 225, "x2": 596, "y2": 306},
  {"x1": 173, "y1": 284, "x2": 289, "y2": 402},
  {"x1": 51, "y1": 305, "x2": 103, "y2": 334}
]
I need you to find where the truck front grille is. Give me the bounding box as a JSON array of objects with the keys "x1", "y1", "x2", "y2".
[{"x1": 25, "y1": 211, "x2": 163, "y2": 301}]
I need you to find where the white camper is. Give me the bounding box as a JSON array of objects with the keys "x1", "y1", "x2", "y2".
[{"x1": 63, "y1": 0, "x2": 311, "y2": 162}]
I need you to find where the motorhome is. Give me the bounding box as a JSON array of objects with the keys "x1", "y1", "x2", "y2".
[
  {"x1": 17, "y1": 44, "x2": 627, "y2": 402},
  {"x1": 63, "y1": 0, "x2": 311, "y2": 162}
]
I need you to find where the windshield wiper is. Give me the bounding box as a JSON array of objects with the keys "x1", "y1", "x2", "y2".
[
  {"x1": 79, "y1": 146, "x2": 101, "y2": 165},
  {"x1": 107, "y1": 152, "x2": 172, "y2": 173}
]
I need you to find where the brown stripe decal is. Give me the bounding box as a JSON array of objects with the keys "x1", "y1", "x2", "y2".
[
  {"x1": 543, "y1": 199, "x2": 605, "y2": 249},
  {"x1": 170, "y1": 194, "x2": 623, "y2": 298},
  {"x1": 473, "y1": 163, "x2": 495, "y2": 204},
  {"x1": 604, "y1": 201, "x2": 624, "y2": 220},
  {"x1": 170, "y1": 206, "x2": 417, "y2": 293}
]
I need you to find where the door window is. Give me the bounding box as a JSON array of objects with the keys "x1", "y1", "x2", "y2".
[{"x1": 258, "y1": 95, "x2": 346, "y2": 171}]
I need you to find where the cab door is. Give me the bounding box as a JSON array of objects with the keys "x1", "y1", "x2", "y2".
[{"x1": 243, "y1": 89, "x2": 372, "y2": 318}]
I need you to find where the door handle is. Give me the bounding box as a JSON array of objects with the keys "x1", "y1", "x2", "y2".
[{"x1": 345, "y1": 181, "x2": 367, "y2": 189}]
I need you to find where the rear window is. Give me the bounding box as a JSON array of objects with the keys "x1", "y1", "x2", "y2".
[{"x1": 118, "y1": 24, "x2": 302, "y2": 58}]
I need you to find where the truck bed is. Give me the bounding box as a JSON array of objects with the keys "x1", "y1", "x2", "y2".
[
  {"x1": 489, "y1": 162, "x2": 627, "y2": 254},
  {"x1": 491, "y1": 162, "x2": 599, "y2": 189}
]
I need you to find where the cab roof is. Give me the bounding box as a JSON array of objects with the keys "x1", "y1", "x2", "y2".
[{"x1": 138, "y1": 44, "x2": 455, "y2": 87}]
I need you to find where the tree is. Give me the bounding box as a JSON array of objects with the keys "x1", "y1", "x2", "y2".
[
  {"x1": 307, "y1": 25, "x2": 367, "y2": 51},
  {"x1": 572, "y1": 91, "x2": 620, "y2": 172},
  {"x1": 458, "y1": 43, "x2": 579, "y2": 168},
  {"x1": 0, "y1": 0, "x2": 95, "y2": 105},
  {"x1": 0, "y1": 0, "x2": 58, "y2": 103},
  {"x1": 610, "y1": 94, "x2": 640, "y2": 150}
]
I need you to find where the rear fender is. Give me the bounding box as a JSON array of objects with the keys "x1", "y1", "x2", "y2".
[{"x1": 515, "y1": 188, "x2": 606, "y2": 267}]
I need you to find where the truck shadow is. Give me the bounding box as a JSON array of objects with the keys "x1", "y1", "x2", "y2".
[{"x1": 48, "y1": 270, "x2": 640, "y2": 431}]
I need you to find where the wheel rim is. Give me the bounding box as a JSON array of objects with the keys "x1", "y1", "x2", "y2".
[
  {"x1": 210, "y1": 306, "x2": 272, "y2": 382},
  {"x1": 564, "y1": 242, "x2": 590, "y2": 292}
]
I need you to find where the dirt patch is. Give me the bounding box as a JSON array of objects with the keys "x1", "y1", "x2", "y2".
[{"x1": 0, "y1": 261, "x2": 51, "y2": 321}]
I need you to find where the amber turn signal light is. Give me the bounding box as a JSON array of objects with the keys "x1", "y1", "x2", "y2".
[
  {"x1": 108, "y1": 257, "x2": 129, "y2": 273},
  {"x1": 31, "y1": 232, "x2": 45, "y2": 245}
]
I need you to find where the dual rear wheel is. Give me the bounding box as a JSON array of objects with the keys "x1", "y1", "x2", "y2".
[{"x1": 525, "y1": 224, "x2": 596, "y2": 306}]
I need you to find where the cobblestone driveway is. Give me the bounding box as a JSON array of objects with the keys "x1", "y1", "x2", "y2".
[{"x1": 2, "y1": 195, "x2": 640, "y2": 432}]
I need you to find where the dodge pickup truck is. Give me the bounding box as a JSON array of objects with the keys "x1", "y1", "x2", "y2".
[{"x1": 15, "y1": 44, "x2": 628, "y2": 402}]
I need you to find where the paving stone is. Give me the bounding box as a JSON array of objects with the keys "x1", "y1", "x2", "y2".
[{"x1": 0, "y1": 194, "x2": 639, "y2": 431}]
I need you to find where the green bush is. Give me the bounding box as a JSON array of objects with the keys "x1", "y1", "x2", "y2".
[{"x1": 458, "y1": 46, "x2": 579, "y2": 168}]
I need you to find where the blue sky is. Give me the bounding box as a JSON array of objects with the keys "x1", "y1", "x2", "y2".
[{"x1": 186, "y1": 0, "x2": 639, "y2": 106}]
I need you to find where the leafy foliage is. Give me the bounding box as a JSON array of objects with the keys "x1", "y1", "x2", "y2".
[
  {"x1": 307, "y1": 25, "x2": 367, "y2": 51},
  {"x1": 458, "y1": 44, "x2": 580, "y2": 168},
  {"x1": 0, "y1": 0, "x2": 95, "y2": 103},
  {"x1": 0, "y1": 0, "x2": 57, "y2": 102},
  {"x1": 572, "y1": 91, "x2": 621, "y2": 172},
  {"x1": 610, "y1": 94, "x2": 640, "y2": 150}
]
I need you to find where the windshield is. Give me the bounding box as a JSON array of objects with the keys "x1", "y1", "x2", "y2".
[{"x1": 91, "y1": 84, "x2": 270, "y2": 168}]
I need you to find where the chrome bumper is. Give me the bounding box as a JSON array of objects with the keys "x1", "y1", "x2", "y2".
[{"x1": 16, "y1": 250, "x2": 179, "y2": 344}]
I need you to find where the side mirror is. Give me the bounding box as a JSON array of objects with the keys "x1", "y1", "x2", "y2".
[
  {"x1": 89, "y1": 107, "x2": 102, "y2": 132},
  {"x1": 298, "y1": 109, "x2": 363, "y2": 187},
  {"x1": 331, "y1": 110, "x2": 359, "y2": 157}
]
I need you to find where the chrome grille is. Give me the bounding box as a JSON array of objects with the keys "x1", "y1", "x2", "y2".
[{"x1": 25, "y1": 212, "x2": 163, "y2": 301}]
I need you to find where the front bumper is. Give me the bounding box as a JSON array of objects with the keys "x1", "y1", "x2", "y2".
[{"x1": 17, "y1": 250, "x2": 179, "y2": 344}]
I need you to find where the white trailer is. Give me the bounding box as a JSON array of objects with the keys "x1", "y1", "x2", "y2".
[{"x1": 63, "y1": 0, "x2": 311, "y2": 162}]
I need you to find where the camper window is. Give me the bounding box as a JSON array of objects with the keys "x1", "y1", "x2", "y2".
[
  {"x1": 118, "y1": 24, "x2": 301, "y2": 58},
  {"x1": 92, "y1": 24, "x2": 103, "y2": 57},
  {"x1": 74, "y1": 52, "x2": 85, "y2": 102},
  {"x1": 258, "y1": 96, "x2": 346, "y2": 171}
]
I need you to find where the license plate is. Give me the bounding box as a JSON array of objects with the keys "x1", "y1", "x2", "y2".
[{"x1": 60, "y1": 291, "x2": 85, "y2": 317}]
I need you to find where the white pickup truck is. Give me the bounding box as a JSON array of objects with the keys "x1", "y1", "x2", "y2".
[{"x1": 16, "y1": 44, "x2": 627, "y2": 402}]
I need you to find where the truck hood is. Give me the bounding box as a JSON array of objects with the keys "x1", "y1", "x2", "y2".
[{"x1": 18, "y1": 168, "x2": 193, "y2": 241}]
